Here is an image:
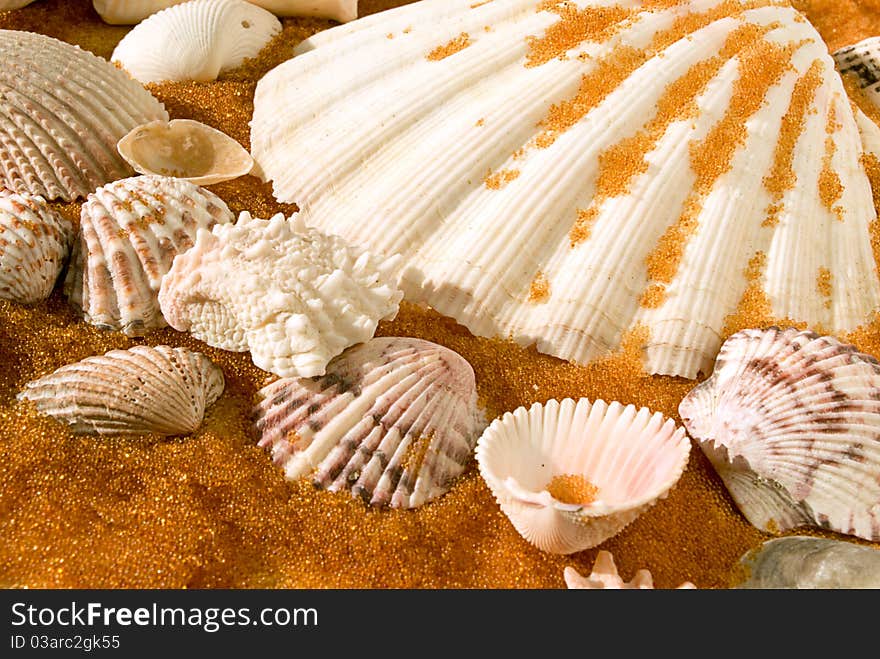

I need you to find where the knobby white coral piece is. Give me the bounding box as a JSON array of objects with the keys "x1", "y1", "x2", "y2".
[{"x1": 564, "y1": 551, "x2": 696, "y2": 590}]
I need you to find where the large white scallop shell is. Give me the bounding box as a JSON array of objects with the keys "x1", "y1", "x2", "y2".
[
  {"x1": 253, "y1": 336, "x2": 481, "y2": 508},
  {"x1": 0, "y1": 193, "x2": 74, "y2": 304},
  {"x1": 17, "y1": 345, "x2": 225, "y2": 436},
  {"x1": 679, "y1": 327, "x2": 880, "y2": 541},
  {"x1": 252, "y1": 0, "x2": 880, "y2": 379},
  {"x1": 475, "y1": 398, "x2": 691, "y2": 555},
  {"x1": 158, "y1": 211, "x2": 403, "y2": 378},
  {"x1": 111, "y1": 0, "x2": 282, "y2": 83},
  {"x1": 64, "y1": 175, "x2": 234, "y2": 336},
  {"x1": 117, "y1": 119, "x2": 254, "y2": 186},
  {"x1": 564, "y1": 550, "x2": 696, "y2": 589},
  {"x1": 0, "y1": 29, "x2": 169, "y2": 201}
]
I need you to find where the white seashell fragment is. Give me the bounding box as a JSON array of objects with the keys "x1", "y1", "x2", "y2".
[
  {"x1": 250, "y1": 0, "x2": 356, "y2": 22},
  {"x1": 679, "y1": 327, "x2": 880, "y2": 542},
  {"x1": 111, "y1": 0, "x2": 282, "y2": 83},
  {"x1": 475, "y1": 398, "x2": 691, "y2": 555},
  {"x1": 735, "y1": 536, "x2": 880, "y2": 589},
  {"x1": 18, "y1": 345, "x2": 225, "y2": 436},
  {"x1": 0, "y1": 29, "x2": 169, "y2": 201},
  {"x1": 252, "y1": 0, "x2": 880, "y2": 379},
  {"x1": 0, "y1": 1, "x2": 36, "y2": 10},
  {"x1": 117, "y1": 119, "x2": 254, "y2": 186},
  {"x1": 158, "y1": 211, "x2": 403, "y2": 378},
  {"x1": 253, "y1": 337, "x2": 481, "y2": 508},
  {"x1": 833, "y1": 37, "x2": 880, "y2": 108},
  {"x1": 0, "y1": 193, "x2": 74, "y2": 304},
  {"x1": 64, "y1": 175, "x2": 234, "y2": 336},
  {"x1": 93, "y1": 1, "x2": 185, "y2": 24},
  {"x1": 564, "y1": 551, "x2": 696, "y2": 589}
]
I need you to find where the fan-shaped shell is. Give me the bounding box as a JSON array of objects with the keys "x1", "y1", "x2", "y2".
[
  {"x1": 64, "y1": 175, "x2": 234, "y2": 336},
  {"x1": 253, "y1": 337, "x2": 481, "y2": 508},
  {"x1": 679, "y1": 327, "x2": 880, "y2": 541},
  {"x1": 117, "y1": 119, "x2": 254, "y2": 186},
  {"x1": 735, "y1": 536, "x2": 880, "y2": 589},
  {"x1": 0, "y1": 29, "x2": 169, "y2": 201},
  {"x1": 475, "y1": 398, "x2": 691, "y2": 555},
  {"x1": 17, "y1": 345, "x2": 225, "y2": 436},
  {"x1": 111, "y1": 0, "x2": 282, "y2": 83},
  {"x1": 252, "y1": 0, "x2": 880, "y2": 379},
  {"x1": 0, "y1": 192, "x2": 74, "y2": 304},
  {"x1": 564, "y1": 550, "x2": 696, "y2": 589},
  {"x1": 833, "y1": 36, "x2": 880, "y2": 108},
  {"x1": 158, "y1": 211, "x2": 403, "y2": 378}
]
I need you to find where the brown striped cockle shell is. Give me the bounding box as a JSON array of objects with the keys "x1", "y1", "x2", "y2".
[
  {"x1": 679, "y1": 327, "x2": 880, "y2": 542},
  {"x1": 252, "y1": 337, "x2": 482, "y2": 509},
  {"x1": 18, "y1": 345, "x2": 225, "y2": 436},
  {"x1": 64, "y1": 175, "x2": 234, "y2": 336},
  {"x1": 0, "y1": 193, "x2": 74, "y2": 304},
  {"x1": 564, "y1": 551, "x2": 696, "y2": 590},
  {"x1": 834, "y1": 37, "x2": 880, "y2": 107},
  {"x1": 0, "y1": 29, "x2": 169, "y2": 201}
]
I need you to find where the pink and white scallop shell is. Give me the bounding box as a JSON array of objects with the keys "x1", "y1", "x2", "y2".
[
  {"x1": 564, "y1": 550, "x2": 696, "y2": 589},
  {"x1": 64, "y1": 175, "x2": 234, "y2": 336},
  {"x1": 0, "y1": 192, "x2": 74, "y2": 304},
  {"x1": 476, "y1": 397, "x2": 691, "y2": 555},
  {"x1": 158, "y1": 211, "x2": 403, "y2": 379},
  {"x1": 253, "y1": 336, "x2": 482, "y2": 508},
  {"x1": 679, "y1": 327, "x2": 880, "y2": 541},
  {"x1": 0, "y1": 29, "x2": 169, "y2": 201}
]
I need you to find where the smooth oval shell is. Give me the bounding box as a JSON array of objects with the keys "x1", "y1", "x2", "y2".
[
  {"x1": 158, "y1": 211, "x2": 403, "y2": 378},
  {"x1": 253, "y1": 337, "x2": 481, "y2": 508},
  {"x1": 0, "y1": 1, "x2": 36, "y2": 9},
  {"x1": 735, "y1": 536, "x2": 880, "y2": 589},
  {"x1": 111, "y1": 0, "x2": 282, "y2": 83},
  {"x1": 0, "y1": 193, "x2": 74, "y2": 304},
  {"x1": 117, "y1": 119, "x2": 254, "y2": 186},
  {"x1": 0, "y1": 29, "x2": 169, "y2": 201},
  {"x1": 252, "y1": 0, "x2": 880, "y2": 379},
  {"x1": 64, "y1": 175, "x2": 234, "y2": 336},
  {"x1": 250, "y1": 0, "x2": 356, "y2": 21},
  {"x1": 564, "y1": 551, "x2": 695, "y2": 589},
  {"x1": 17, "y1": 345, "x2": 225, "y2": 436},
  {"x1": 476, "y1": 397, "x2": 691, "y2": 555},
  {"x1": 93, "y1": 1, "x2": 185, "y2": 24},
  {"x1": 679, "y1": 327, "x2": 880, "y2": 541}
]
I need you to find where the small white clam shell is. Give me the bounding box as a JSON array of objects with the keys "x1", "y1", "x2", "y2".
[
  {"x1": 111, "y1": 0, "x2": 282, "y2": 83},
  {"x1": 679, "y1": 327, "x2": 880, "y2": 542},
  {"x1": 253, "y1": 336, "x2": 482, "y2": 508},
  {"x1": 158, "y1": 211, "x2": 403, "y2": 378},
  {"x1": 250, "y1": 0, "x2": 356, "y2": 21},
  {"x1": 64, "y1": 175, "x2": 234, "y2": 336},
  {"x1": 564, "y1": 550, "x2": 696, "y2": 590},
  {"x1": 476, "y1": 398, "x2": 691, "y2": 555},
  {"x1": 0, "y1": 193, "x2": 74, "y2": 304},
  {"x1": 18, "y1": 345, "x2": 225, "y2": 436},
  {"x1": 0, "y1": 29, "x2": 169, "y2": 201},
  {"x1": 117, "y1": 119, "x2": 254, "y2": 186}
]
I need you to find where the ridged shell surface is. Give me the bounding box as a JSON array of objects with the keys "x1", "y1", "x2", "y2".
[
  {"x1": 17, "y1": 345, "x2": 225, "y2": 436},
  {"x1": 564, "y1": 550, "x2": 696, "y2": 589},
  {"x1": 252, "y1": 0, "x2": 880, "y2": 379},
  {"x1": 158, "y1": 212, "x2": 403, "y2": 378},
  {"x1": 253, "y1": 337, "x2": 481, "y2": 508},
  {"x1": 0, "y1": 193, "x2": 73, "y2": 304},
  {"x1": 735, "y1": 536, "x2": 880, "y2": 589},
  {"x1": 64, "y1": 175, "x2": 234, "y2": 336},
  {"x1": 833, "y1": 37, "x2": 880, "y2": 108},
  {"x1": 0, "y1": 30, "x2": 169, "y2": 201},
  {"x1": 679, "y1": 327, "x2": 880, "y2": 541},
  {"x1": 476, "y1": 398, "x2": 691, "y2": 554},
  {"x1": 111, "y1": 0, "x2": 282, "y2": 83}
]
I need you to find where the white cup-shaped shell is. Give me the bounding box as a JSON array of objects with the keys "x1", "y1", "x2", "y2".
[
  {"x1": 476, "y1": 398, "x2": 691, "y2": 555},
  {"x1": 117, "y1": 119, "x2": 254, "y2": 186}
]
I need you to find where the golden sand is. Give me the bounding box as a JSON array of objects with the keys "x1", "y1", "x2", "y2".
[{"x1": 1, "y1": 0, "x2": 880, "y2": 590}]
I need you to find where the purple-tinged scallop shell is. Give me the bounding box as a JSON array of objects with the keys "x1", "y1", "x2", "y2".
[
  {"x1": 252, "y1": 336, "x2": 482, "y2": 509},
  {"x1": 679, "y1": 327, "x2": 880, "y2": 542}
]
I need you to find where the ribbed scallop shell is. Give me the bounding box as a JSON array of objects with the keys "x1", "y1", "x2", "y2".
[
  {"x1": 158, "y1": 211, "x2": 403, "y2": 378},
  {"x1": 93, "y1": 1, "x2": 185, "y2": 24},
  {"x1": 679, "y1": 327, "x2": 880, "y2": 541},
  {"x1": 117, "y1": 119, "x2": 254, "y2": 186},
  {"x1": 564, "y1": 551, "x2": 696, "y2": 589},
  {"x1": 0, "y1": 29, "x2": 169, "y2": 201},
  {"x1": 253, "y1": 337, "x2": 481, "y2": 508},
  {"x1": 0, "y1": 193, "x2": 73, "y2": 304},
  {"x1": 64, "y1": 175, "x2": 234, "y2": 336},
  {"x1": 476, "y1": 398, "x2": 691, "y2": 555},
  {"x1": 252, "y1": 0, "x2": 880, "y2": 379},
  {"x1": 735, "y1": 536, "x2": 880, "y2": 589},
  {"x1": 111, "y1": 0, "x2": 282, "y2": 83},
  {"x1": 17, "y1": 345, "x2": 225, "y2": 436},
  {"x1": 833, "y1": 37, "x2": 880, "y2": 107}
]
